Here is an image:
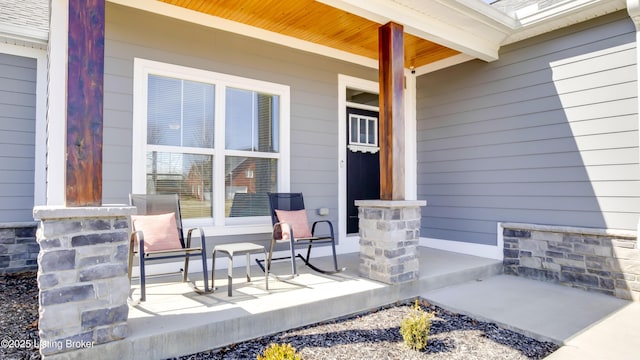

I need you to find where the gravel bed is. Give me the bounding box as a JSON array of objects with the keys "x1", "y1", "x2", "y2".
[
  {"x1": 172, "y1": 299, "x2": 558, "y2": 360},
  {"x1": 0, "y1": 272, "x2": 40, "y2": 360},
  {"x1": 0, "y1": 272, "x2": 558, "y2": 360}
]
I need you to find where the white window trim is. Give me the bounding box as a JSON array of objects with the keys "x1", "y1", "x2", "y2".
[{"x1": 133, "y1": 58, "x2": 290, "y2": 232}]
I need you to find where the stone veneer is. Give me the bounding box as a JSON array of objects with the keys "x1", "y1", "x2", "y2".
[
  {"x1": 356, "y1": 200, "x2": 426, "y2": 285},
  {"x1": 0, "y1": 222, "x2": 39, "y2": 273},
  {"x1": 33, "y1": 205, "x2": 136, "y2": 357},
  {"x1": 502, "y1": 222, "x2": 639, "y2": 301}
]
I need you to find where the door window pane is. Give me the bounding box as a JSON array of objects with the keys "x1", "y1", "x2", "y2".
[
  {"x1": 349, "y1": 114, "x2": 378, "y2": 147},
  {"x1": 350, "y1": 116, "x2": 358, "y2": 143},
  {"x1": 367, "y1": 119, "x2": 376, "y2": 145}
]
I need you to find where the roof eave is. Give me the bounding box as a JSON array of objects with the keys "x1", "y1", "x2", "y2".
[
  {"x1": 319, "y1": 0, "x2": 515, "y2": 62},
  {"x1": 502, "y1": 0, "x2": 628, "y2": 45}
]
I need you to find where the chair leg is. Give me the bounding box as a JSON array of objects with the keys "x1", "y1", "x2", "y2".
[
  {"x1": 201, "y1": 240, "x2": 210, "y2": 292},
  {"x1": 266, "y1": 237, "x2": 276, "y2": 273},
  {"x1": 127, "y1": 237, "x2": 134, "y2": 283},
  {"x1": 139, "y1": 255, "x2": 146, "y2": 302},
  {"x1": 305, "y1": 244, "x2": 312, "y2": 263},
  {"x1": 183, "y1": 253, "x2": 189, "y2": 283},
  {"x1": 263, "y1": 248, "x2": 269, "y2": 291},
  {"x1": 289, "y1": 238, "x2": 298, "y2": 276},
  {"x1": 227, "y1": 253, "x2": 233, "y2": 297},
  {"x1": 246, "y1": 253, "x2": 251, "y2": 283},
  {"x1": 211, "y1": 250, "x2": 217, "y2": 293},
  {"x1": 331, "y1": 240, "x2": 339, "y2": 272}
]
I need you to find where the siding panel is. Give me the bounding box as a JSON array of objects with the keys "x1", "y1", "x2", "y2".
[
  {"x1": 0, "y1": 53, "x2": 36, "y2": 222},
  {"x1": 103, "y1": 3, "x2": 377, "y2": 242},
  {"x1": 417, "y1": 11, "x2": 639, "y2": 245}
]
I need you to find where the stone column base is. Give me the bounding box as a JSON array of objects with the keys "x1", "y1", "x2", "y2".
[
  {"x1": 355, "y1": 200, "x2": 426, "y2": 284},
  {"x1": 33, "y1": 205, "x2": 136, "y2": 357}
]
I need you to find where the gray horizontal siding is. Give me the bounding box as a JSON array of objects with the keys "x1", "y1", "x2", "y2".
[
  {"x1": 417, "y1": 11, "x2": 639, "y2": 246},
  {"x1": 103, "y1": 3, "x2": 376, "y2": 244},
  {"x1": 0, "y1": 53, "x2": 36, "y2": 222}
]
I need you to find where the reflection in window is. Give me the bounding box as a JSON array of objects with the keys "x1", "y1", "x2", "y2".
[
  {"x1": 147, "y1": 75, "x2": 214, "y2": 148},
  {"x1": 146, "y1": 151, "x2": 213, "y2": 218},
  {"x1": 225, "y1": 88, "x2": 279, "y2": 152},
  {"x1": 225, "y1": 157, "x2": 276, "y2": 217}
]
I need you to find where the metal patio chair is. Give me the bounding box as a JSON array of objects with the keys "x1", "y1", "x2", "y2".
[
  {"x1": 128, "y1": 194, "x2": 211, "y2": 302},
  {"x1": 256, "y1": 192, "x2": 345, "y2": 278}
]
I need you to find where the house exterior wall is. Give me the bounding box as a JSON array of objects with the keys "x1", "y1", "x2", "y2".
[
  {"x1": 416, "y1": 10, "x2": 639, "y2": 247},
  {"x1": 0, "y1": 52, "x2": 37, "y2": 223},
  {"x1": 103, "y1": 3, "x2": 377, "y2": 245}
]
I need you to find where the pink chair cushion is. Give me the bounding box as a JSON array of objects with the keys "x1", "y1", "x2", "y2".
[
  {"x1": 131, "y1": 212, "x2": 182, "y2": 252},
  {"x1": 275, "y1": 209, "x2": 313, "y2": 239}
]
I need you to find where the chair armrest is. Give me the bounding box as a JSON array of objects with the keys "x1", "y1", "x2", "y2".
[
  {"x1": 131, "y1": 230, "x2": 146, "y2": 257},
  {"x1": 311, "y1": 220, "x2": 334, "y2": 238},
  {"x1": 186, "y1": 227, "x2": 207, "y2": 254},
  {"x1": 273, "y1": 221, "x2": 293, "y2": 241}
]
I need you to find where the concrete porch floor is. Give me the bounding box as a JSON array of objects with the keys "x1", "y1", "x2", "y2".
[{"x1": 48, "y1": 247, "x2": 637, "y2": 359}]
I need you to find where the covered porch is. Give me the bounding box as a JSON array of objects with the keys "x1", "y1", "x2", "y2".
[
  {"x1": 32, "y1": 0, "x2": 640, "y2": 358},
  {"x1": 43, "y1": 247, "x2": 640, "y2": 360},
  {"x1": 56, "y1": 248, "x2": 503, "y2": 359}
]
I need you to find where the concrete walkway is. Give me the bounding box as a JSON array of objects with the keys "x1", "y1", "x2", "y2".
[{"x1": 423, "y1": 275, "x2": 638, "y2": 359}]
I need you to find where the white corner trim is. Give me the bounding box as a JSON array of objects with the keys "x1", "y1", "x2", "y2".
[
  {"x1": 420, "y1": 237, "x2": 501, "y2": 260},
  {"x1": 630, "y1": 2, "x2": 640, "y2": 236},
  {"x1": 46, "y1": 0, "x2": 69, "y2": 206},
  {"x1": 629, "y1": 0, "x2": 640, "y2": 29}
]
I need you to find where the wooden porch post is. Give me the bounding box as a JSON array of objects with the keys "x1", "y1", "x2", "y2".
[
  {"x1": 378, "y1": 22, "x2": 405, "y2": 200},
  {"x1": 66, "y1": 0, "x2": 105, "y2": 206}
]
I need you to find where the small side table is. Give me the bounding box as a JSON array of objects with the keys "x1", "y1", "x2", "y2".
[{"x1": 212, "y1": 242, "x2": 269, "y2": 296}]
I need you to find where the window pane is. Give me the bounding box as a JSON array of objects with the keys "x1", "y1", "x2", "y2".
[
  {"x1": 225, "y1": 157, "x2": 276, "y2": 217},
  {"x1": 226, "y1": 88, "x2": 278, "y2": 152},
  {"x1": 183, "y1": 81, "x2": 214, "y2": 148},
  {"x1": 148, "y1": 76, "x2": 181, "y2": 146},
  {"x1": 146, "y1": 151, "x2": 213, "y2": 219},
  {"x1": 148, "y1": 75, "x2": 214, "y2": 148}
]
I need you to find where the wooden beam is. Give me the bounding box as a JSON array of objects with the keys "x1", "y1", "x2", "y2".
[
  {"x1": 66, "y1": 0, "x2": 105, "y2": 206},
  {"x1": 378, "y1": 22, "x2": 405, "y2": 200}
]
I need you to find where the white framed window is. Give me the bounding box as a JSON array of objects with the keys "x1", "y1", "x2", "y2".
[{"x1": 133, "y1": 59, "x2": 290, "y2": 232}]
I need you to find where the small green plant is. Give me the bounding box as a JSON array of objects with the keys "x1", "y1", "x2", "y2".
[
  {"x1": 400, "y1": 300, "x2": 433, "y2": 351},
  {"x1": 257, "y1": 343, "x2": 302, "y2": 360}
]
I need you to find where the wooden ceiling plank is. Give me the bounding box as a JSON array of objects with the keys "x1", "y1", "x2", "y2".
[{"x1": 160, "y1": 0, "x2": 459, "y2": 68}]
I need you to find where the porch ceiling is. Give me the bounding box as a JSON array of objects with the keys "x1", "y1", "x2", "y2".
[{"x1": 159, "y1": 0, "x2": 461, "y2": 69}]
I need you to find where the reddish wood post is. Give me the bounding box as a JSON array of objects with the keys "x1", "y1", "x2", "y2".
[
  {"x1": 378, "y1": 22, "x2": 405, "y2": 200},
  {"x1": 66, "y1": 0, "x2": 105, "y2": 206}
]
